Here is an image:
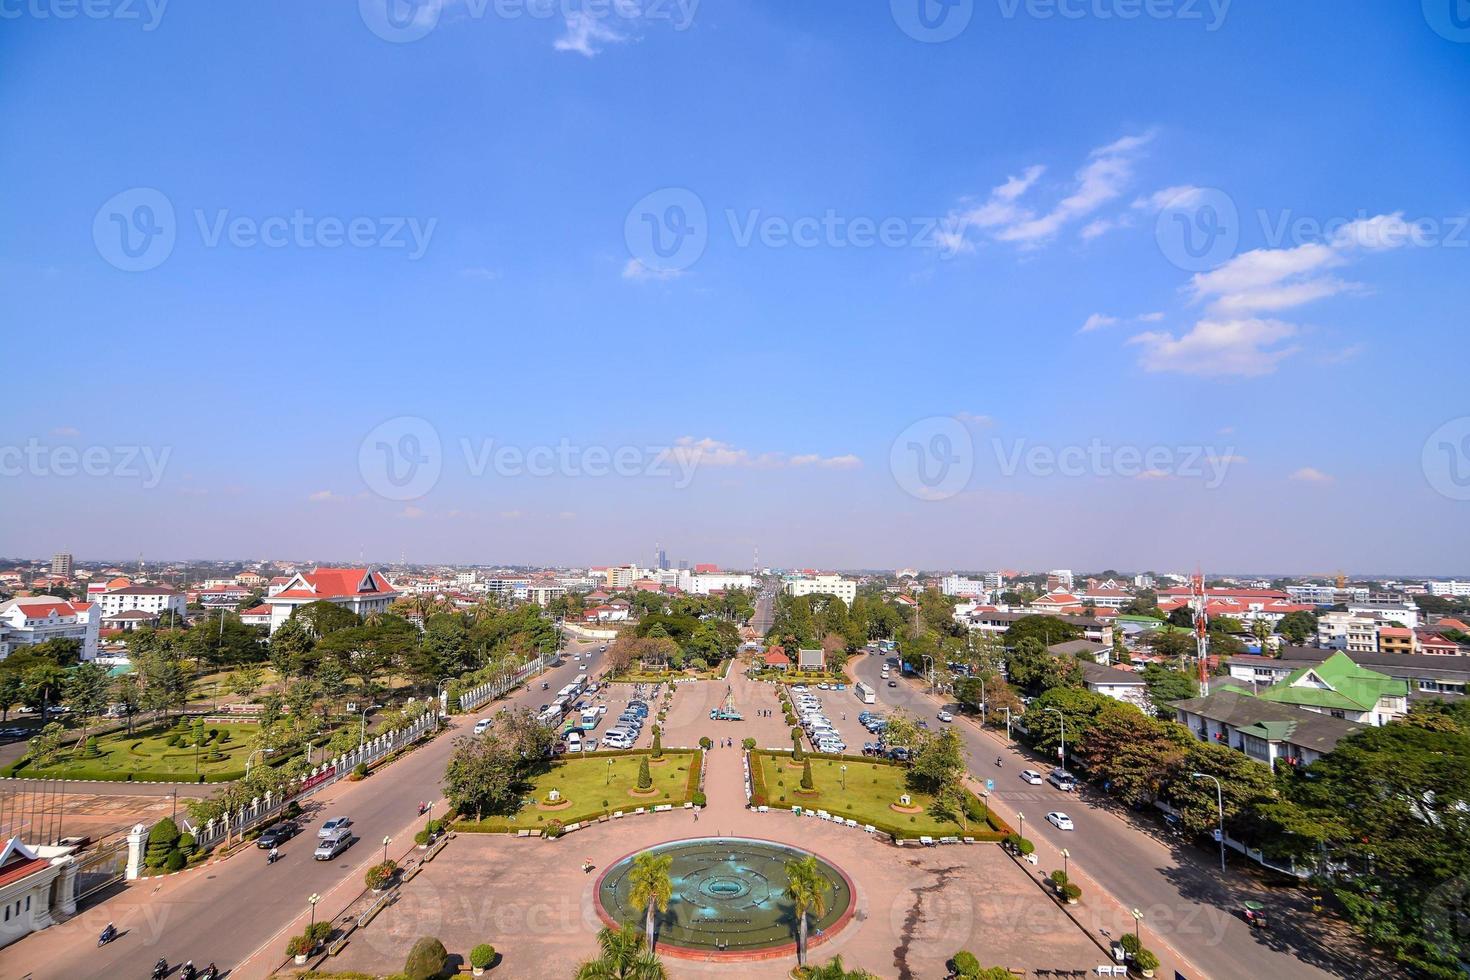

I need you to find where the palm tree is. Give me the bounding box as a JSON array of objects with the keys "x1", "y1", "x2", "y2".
[
  {"x1": 802, "y1": 956, "x2": 877, "y2": 979},
  {"x1": 627, "y1": 851, "x2": 674, "y2": 949},
  {"x1": 785, "y1": 855, "x2": 831, "y2": 967},
  {"x1": 575, "y1": 925, "x2": 667, "y2": 979}
]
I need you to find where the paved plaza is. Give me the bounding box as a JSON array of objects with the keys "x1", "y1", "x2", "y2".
[{"x1": 331, "y1": 670, "x2": 1105, "y2": 979}]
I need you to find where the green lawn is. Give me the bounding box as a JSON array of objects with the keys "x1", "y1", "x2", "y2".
[
  {"x1": 750, "y1": 751, "x2": 1001, "y2": 839},
  {"x1": 3, "y1": 721, "x2": 269, "y2": 782},
  {"x1": 453, "y1": 750, "x2": 701, "y2": 831}
]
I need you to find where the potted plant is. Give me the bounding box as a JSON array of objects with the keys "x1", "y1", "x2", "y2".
[
  {"x1": 1134, "y1": 948, "x2": 1159, "y2": 978},
  {"x1": 286, "y1": 934, "x2": 311, "y2": 965},
  {"x1": 470, "y1": 942, "x2": 496, "y2": 976},
  {"x1": 1062, "y1": 882, "x2": 1081, "y2": 905},
  {"x1": 1119, "y1": 933, "x2": 1141, "y2": 960},
  {"x1": 365, "y1": 860, "x2": 398, "y2": 891}
]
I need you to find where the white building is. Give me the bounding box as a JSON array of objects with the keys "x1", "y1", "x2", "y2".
[
  {"x1": 685, "y1": 571, "x2": 754, "y2": 595},
  {"x1": 0, "y1": 597, "x2": 100, "y2": 661},
  {"x1": 526, "y1": 582, "x2": 566, "y2": 607},
  {"x1": 784, "y1": 574, "x2": 858, "y2": 605},
  {"x1": 1048, "y1": 569, "x2": 1074, "y2": 589},
  {"x1": 263, "y1": 568, "x2": 399, "y2": 633},
  {"x1": 1427, "y1": 580, "x2": 1470, "y2": 597},
  {"x1": 1347, "y1": 599, "x2": 1420, "y2": 629},
  {"x1": 940, "y1": 575, "x2": 987, "y2": 599},
  {"x1": 95, "y1": 585, "x2": 186, "y2": 623},
  {"x1": 0, "y1": 838, "x2": 79, "y2": 949}
]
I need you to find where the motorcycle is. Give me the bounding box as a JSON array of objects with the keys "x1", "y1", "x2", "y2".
[
  {"x1": 201, "y1": 964, "x2": 219, "y2": 980},
  {"x1": 152, "y1": 959, "x2": 168, "y2": 980},
  {"x1": 1243, "y1": 901, "x2": 1269, "y2": 929},
  {"x1": 98, "y1": 924, "x2": 117, "y2": 946},
  {"x1": 418, "y1": 801, "x2": 431, "y2": 815},
  {"x1": 267, "y1": 847, "x2": 280, "y2": 865},
  {"x1": 995, "y1": 757, "x2": 1003, "y2": 767},
  {"x1": 181, "y1": 961, "x2": 197, "y2": 980}
]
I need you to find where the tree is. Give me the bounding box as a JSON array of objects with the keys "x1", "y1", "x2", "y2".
[
  {"x1": 908, "y1": 728, "x2": 964, "y2": 794},
  {"x1": 1024, "y1": 688, "x2": 1110, "y2": 761},
  {"x1": 267, "y1": 617, "x2": 316, "y2": 681},
  {"x1": 929, "y1": 774, "x2": 971, "y2": 832},
  {"x1": 23, "y1": 661, "x2": 68, "y2": 719},
  {"x1": 0, "y1": 672, "x2": 25, "y2": 722},
  {"x1": 1004, "y1": 615, "x2": 1081, "y2": 649},
  {"x1": 1277, "y1": 610, "x2": 1318, "y2": 647},
  {"x1": 404, "y1": 936, "x2": 448, "y2": 980},
  {"x1": 145, "y1": 817, "x2": 181, "y2": 869},
  {"x1": 784, "y1": 855, "x2": 831, "y2": 967},
  {"x1": 637, "y1": 755, "x2": 653, "y2": 790},
  {"x1": 800, "y1": 758, "x2": 814, "y2": 790},
  {"x1": 442, "y1": 733, "x2": 521, "y2": 821},
  {"x1": 1141, "y1": 664, "x2": 1198, "y2": 718},
  {"x1": 628, "y1": 851, "x2": 673, "y2": 949},
  {"x1": 64, "y1": 662, "x2": 112, "y2": 745},
  {"x1": 802, "y1": 956, "x2": 879, "y2": 979},
  {"x1": 112, "y1": 673, "x2": 141, "y2": 735},
  {"x1": 1077, "y1": 705, "x2": 1193, "y2": 806},
  {"x1": 575, "y1": 925, "x2": 667, "y2": 980},
  {"x1": 27, "y1": 722, "x2": 66, "y2": 767},
  {"x1": 1166, "y1": 607, "x2": 1194, "y2": 629}
]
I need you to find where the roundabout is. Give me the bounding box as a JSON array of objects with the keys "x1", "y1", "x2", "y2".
[{"x1": 595, "y1": 838, "x2": 855, "y2": 957}]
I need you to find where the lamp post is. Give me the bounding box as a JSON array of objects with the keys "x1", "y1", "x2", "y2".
[
  {"x1": 606, "y1": 759, "x2": 614, "y2": 786},
  {"x1": 245, "y1": 748, "x2": 269, "y2": 780},
  {"x1": 1192, "y1": 771, "x2": 1227, "y2": 872},
  {"x1": 980, "y1": 789, "x2": 989, "y2": 823},
  {"x1": 382, "y1": 835, "x2": 392, "y2": 864},
  {"x1": 358, "y1": 703, "x2": 382, "y2": 748},
  {"x1": 308, "y1": 893, "x2": 321, "y2": 933},
  {"x1": 1060, "y1": 847, "x2": 1070, "y2": 882},
  {"x1": 1130, "y1": 908, "x2": 1144, "y2": 945},
  {"x1": 978, "y1": 677, "x2": 987, "y2": 727},
  {"x1": 1017, "y1": 811, "x2": 1025, "y2": 841},
  {"x1": 1044, "y1": 707, "x2": 1067, "y2": 769},
  {"x1": 1002, "y1": 706, "x2": 1012, "y2": 740},
  {"x1": 436, "y1": 679, "x2": 451, "y2": 730},
  {"x1": 840, "y1": 764, "x2": 847, "y2": 791}
]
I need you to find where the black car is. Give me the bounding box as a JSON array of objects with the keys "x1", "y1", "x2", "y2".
[{"x1": 256, "y1": 822, "x2": 297, "y2": 848}]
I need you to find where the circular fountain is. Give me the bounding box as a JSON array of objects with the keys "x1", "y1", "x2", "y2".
[{"x1": 595, "y1": 838, "x2": 855, "y2": 956}]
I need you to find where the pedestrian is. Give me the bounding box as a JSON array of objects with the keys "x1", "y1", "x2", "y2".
[{"x1": 694, "y1": 808, "x2": 699, "y2": 823}]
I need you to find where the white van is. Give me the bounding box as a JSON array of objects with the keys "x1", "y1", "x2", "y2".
[{"x1": 565, "y1": 731, "x2": 582, "y2": 751}]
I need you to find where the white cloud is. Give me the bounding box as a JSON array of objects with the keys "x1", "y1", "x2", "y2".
[
  {"x1": 1080, "y1": 215, "x2": 1133, "y2": 241},
  {"x1": 49, "y1": 425, "x2": 80, "y2": 438},
  {"x1": 498, "y1": 510, "x2": 524, "y2": 520},
  {"x1": 553, "y1": 12, "x2": 629, "y2": 56},
  {"x1": 1136, "y1": 469, "x2": 1173, "y2": 481},
  {"x1": 1189, "y1": 242, "x2": 1347, "y2": 315},
  {"x1": 1133, "y1": 185, "x2": 1208, "y2": 212},
  {"x1": 666, "y1": 436, "x2": 860, "y2": 471},
  {"x1": 1208, "y1": 453, "x2": 1248, "y2": 465},
  {"x1": 400, "y1": 505, "x2": 426, "y2": 519},
  {"x1": 459, "y1": 266, "x2": 502, "y2": 281},
  {"x1": 622, "y1": 259, "x2": 685, "y2": 282},
  {"x1": 308, "y1": 490, "x2": 346, "y2": 503},
  {"x1": 954, "y1": 412, "x2": 995, "y2": 427},
  {"x1": 1079, "y1": 313, "x2": 1120, "y2": 333},
  {"x1": 1128, "y1": 318, "x2": 1299, "y2": 377},
  {"x1": 1331, "y1": 212, "x2": 1419, "y2": 251},
  {"x1": 1289, "y1": 467, "x2": 1334, "y2": 484},
  {"x1": 941, "y1": 133, "x2": 1154, "y2": 251}
]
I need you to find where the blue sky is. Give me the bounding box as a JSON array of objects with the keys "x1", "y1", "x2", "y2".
[{"x1": 2, "y1": 0, "x2": 1468, "y2": 573}]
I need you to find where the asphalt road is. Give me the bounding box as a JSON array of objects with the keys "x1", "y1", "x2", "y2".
[
  {"x1": 8, "y1": 640, "x2": 605, "y2": 980},
  {"x1": 751, "y1": 588, "x2": 775, "y2": 637},
  {"x1": 850, "y1": 654, "x2": 1354, "y2": 980}
]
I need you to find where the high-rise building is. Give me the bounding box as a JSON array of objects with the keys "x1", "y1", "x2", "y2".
[
  {"x1": 50, "y1": 553, "x2": 73, "y2": 577},
  {"x1": 657, "y1": 547, "x2": 669, "y2": 571}
]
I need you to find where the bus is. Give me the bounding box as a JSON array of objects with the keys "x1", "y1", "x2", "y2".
[
  {"x1": 853, "y1": 681, "x2": 877, "y2": 704},
  {"x1": 573, "y1": 673, "x2": 589, "y2": 692},
  {"x1": 579, "y1": 706, "x2": 601, "y2": 731},
  {"x1": 556, "y1": 684, "x2": 577, "y2": 701}
]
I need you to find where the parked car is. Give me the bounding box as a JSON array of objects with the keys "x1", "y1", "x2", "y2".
[
  {"x1": 314, "y1": 830, "x2": 354, "y2": 860},
  {"x1": 473, "y1": 718, "x2": 492, "y2": 735},
  {"x1": 1046, "y1": 811, "x2": 1075, "y2": 831},
  {"x1": 318, "y1": 816, "x2": 353, "y2": 838},
  {"x1": 256, "y1": 822, "x2": 297, "y2": 848},
  {"x1": 937, "y1": 710, "x2": 954, "y2": 723},
  {"x1": 887, "y1": 680, "x2": 898, "y2": 688},
  {"x1": 1020, "y1": 769, "x2": 1044, "y2": 785}
]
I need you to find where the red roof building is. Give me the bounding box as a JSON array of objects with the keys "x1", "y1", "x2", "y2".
[{"x1": 262, "y1": 568, "x2": 398, "y2": 634}]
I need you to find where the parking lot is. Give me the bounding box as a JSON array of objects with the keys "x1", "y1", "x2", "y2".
[{"x1": 547, "y1": 679, "x2": 660, "y2": 753}]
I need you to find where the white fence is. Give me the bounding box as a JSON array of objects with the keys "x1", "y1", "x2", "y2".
[
  {"x1": 458, "y1": 653, "x2": 551, "y2": 714},
  {"x1": 179, "y1": 714, "x2": 436, "y2": 859}
]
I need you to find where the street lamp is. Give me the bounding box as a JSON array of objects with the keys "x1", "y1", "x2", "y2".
[
  {"x1": 840, "y1": 764, "x2": 847, "y2": 791},
  {"x1": 1044, "y1": 707, "x2": 1067, "y2": 768},
  {"x1": 436, "y1": 679, "x2": 452, "y2": 729},
  {"x1": 606, "y1": 759, "x2": 614, "y2": 785},
  {"x1": 978, "y1": 677, "x2": 987, "y2": 727},
  {"x1": 1130, "y1": 908, "x2": 1144, "y2": 944},
  {"x1": 920, "y1": 655, "x2": 935, "y2": 691},
  {"x1": 382, "y1": 836, "x2": 392, "y2": 864},
  {"x1": 308, "y1": 893, "x2": 321, "y2": 933},
  {"x1": 245, "y1": 748, "x2": 271, "y2": 779},
  {"x1": 980, "y1": 789, "x2": 989, "y2": 823},
  {"x1": 1060, "y1": 847, "x2": 1070, "y2": 881},
  {"x1": 358, "y1": 703, "x2": 383, "y2": 748},
  {"x1": 1017, "y1": 811, "x2": 1025, "y2": 840},
  {"x1": 1002, "y1": 706, "x2": 1012, "y2": 740},
  {"x1": 1192, "y1": 771, "x2": 1227, "y2": 872}
]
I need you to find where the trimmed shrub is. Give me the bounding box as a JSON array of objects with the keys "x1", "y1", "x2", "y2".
[
  {"x1": 146, "y1": 818, "x2": 180, "y2": 869},
  {"x1": 692, "y1": 790, "x2": 706, "y2": 806},
  {"x1": 1119, "y1": 933, "x2": 1141, "y2": 956},
  {"x1": 800, "y1": 759, "x2": 814, "y2": 790},
  {"x1": 952, "y1": 950, "x2": 981, "y2": 978},
  {"x1": 651, "y1": 729, "x2": 663, "y2": 759},
  {"x1": 742, "y1": 737, "x2": 756, "y2": 751},
  {"x1": 792, "y1": 737, "x2": 805, "y2": 762},
  {"x1": 286, "y1": 934, "x2": 312, "y2": 958},
  {"x1": 404, "y1": 936, "x2": 448, "y2": 980},
  {"x1": 1061, "y1": 882, "x2": 1081, "y2": 902},
  {"x1": 351, "y1": 762, "x2": 368, "y2": 780},
  {"x1": 1134, "y1": 948, "x2": 1159, "y2": 973},
  {"x1": 470, "y1": 943, "x2": 496, "y2": 970},
  {"x1": 164, "y1": 849, "x2": 186, "y2": 872},
  {"x1": 637, "y1": 756, "x2": 653, "y2": 790},
  {"x1": 177, "y1": 832, "x2": 195, "y2": 859},
  {"x1": 307, "y1": 921, "x2": 332, "y2": 945},
  {"x1": 366, "y1": 860, "x2": 398, "y2": 890},
  {"x1": 82, "y1": 736, "x2": 100, "y2": 759},
  {"x1": 698, "y1": 736, "x2": 712, "y2": 750}
]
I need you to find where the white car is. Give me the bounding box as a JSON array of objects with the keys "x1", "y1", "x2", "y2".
[
  {"x1": 1046, "y1": 811, "x2": 1075, "y2": 831},
  {"x1": 937, "y1": 711, "x2": 953, "y2": 723},
  {"x1": 1020, "y1": 769, "x2": 1043, "y2": 785},
  {"x1": 473, "y1": 718, "x2": 492, "y2": 735}
]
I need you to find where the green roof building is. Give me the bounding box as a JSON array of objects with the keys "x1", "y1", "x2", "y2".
[{"x1": 1252, "y1": 651, "x2": 1408, "y2": 726}]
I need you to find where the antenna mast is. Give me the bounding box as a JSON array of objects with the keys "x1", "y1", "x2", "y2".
[{"x1": 1190, "y1": 569, "x2": 1211, "y2": 696}]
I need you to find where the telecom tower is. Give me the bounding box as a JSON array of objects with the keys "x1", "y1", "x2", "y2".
[{"x1": 1189, "y1": 570, "x2": 1211, "y2": 696}]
